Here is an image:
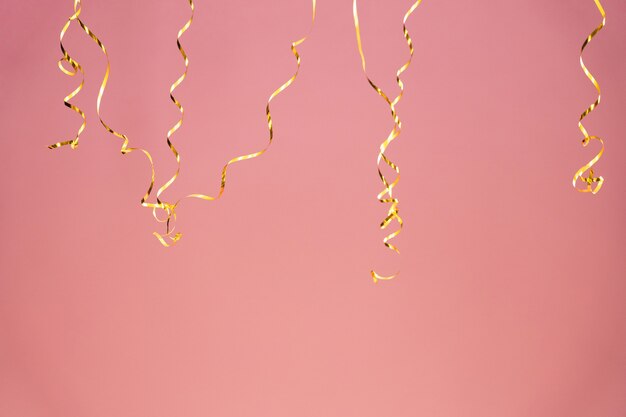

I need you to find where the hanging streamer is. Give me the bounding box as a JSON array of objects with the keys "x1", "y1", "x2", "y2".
[
  {"x1": 153, "y1": 0, "x2": 317, "y2": 246},
  {"x1": 151, "y1": 0, "x2": 195, "y2": 246},
  {"x1": 49, "y1": 0, "x2": 87, "y2": 150},
  {"x1": 66, "y1": 1, "x2": 166, "y2": 222},
  {"x1": 353, "y1": 0, "x2": 421, "y2": 283},
  {"x1": 572, "y1": 0, "x2": 606, "y2": 194}
]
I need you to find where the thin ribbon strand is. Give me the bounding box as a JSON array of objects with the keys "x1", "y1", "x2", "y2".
[
  {"x1": 354, "y1": 0, "x2": 421, "y2": 283},
  {"x1": 49, "y1": 0, "x2": 86, "y2": 150},
  {"x1": 70, "y1": 3, "x2": 166, "y2": 222},
  {"x1": 150, "y1": 0, "x2": 195, "y2": 246},
  {"x1": 572, "y1": 0, "x2": 606, "y2": 194},
  {"x1": 153, "y1": 0, "x2": 317, "y2": 246}
]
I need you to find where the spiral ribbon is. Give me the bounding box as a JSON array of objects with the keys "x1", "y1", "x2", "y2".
[
  {"x1": 353, "y1": 0, "x2": 421, "y2": 282},
  {"x1": 49, "y1": 0, "x2": 86, "y2": 150},
  {"x1": 60, "y1": 1, "x2": 167, "y2": 223},
  {"x1": 573, "y1": 0, "x2": 606, "y2": 194},
  {"x1": 148, "y1": 0, "x2": 195, "y2": 246},
  {"x1": 152, "y1": 0, "x2": 317, "y2": 247}
]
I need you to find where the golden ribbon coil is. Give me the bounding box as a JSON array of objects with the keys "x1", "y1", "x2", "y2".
[
  {"x1": 153, "y1": 0, "x2": 317, "y2": 247},
  {"x1": 353, "y1": 0, "x2": 421, "y2": 283},
  {"x1": 62, "y1": 1, "x2": 166, "y2": 223},
  {"x1": 49, "y1": 0, "x2": 86, "y2": 150},
  {"x1": 151, "y1": 0, "x2": 195, "y2": 246},
  {"x1": 573, "y1": 0, "x2": 606, "y2": 194}
]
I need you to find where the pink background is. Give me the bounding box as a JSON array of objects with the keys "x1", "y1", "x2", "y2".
[{"x1": 1, "y1": 0, "x2": 625, "y2": 416}]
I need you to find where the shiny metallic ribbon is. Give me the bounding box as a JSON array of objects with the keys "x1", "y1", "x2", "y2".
[
  {"x1": 573, "y1": 0, "x2": 606, "y2": 194},
  {"x1": 59, "y1": 1, "x2": 165, "y2": 220},
  {"x1": 353, "y1": 0, "x2": 421, "y2": 282},
  {"x1": 150, "y1": 0, "x2": 195, "y2": 246},
  {"x1": 49, "y1": 0, "x2": 86, "y2": 150},
  {"x1": 153, "y1": 0, "x2": 317, "y2": 246}
]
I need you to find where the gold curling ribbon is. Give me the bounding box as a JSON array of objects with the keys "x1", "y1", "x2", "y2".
[
  {"x1": 353, "y1": 0, "x2": 421, "y2": 283},
  {"x1": 65, "y1": 1, "x2": 166, "y2": 224},
  {"x1": 573, "y1": 0, "x2": 606, "y2": 194},
  {"x1": 150, "y1": 0, "x2": 195, "y2": 247},
  {"x1": 152, "y1": 0, "x2": 317, "y2": 247},
  {"x1": 49, "y1": 0, "x2": 86, "y2": 150}
]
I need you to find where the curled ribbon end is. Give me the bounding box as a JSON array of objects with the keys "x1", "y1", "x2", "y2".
[
  {"x1": 48, "y1": 140, "x2": 78, "y2": 150},
  {"x1": 153, "y1": 231, "x2": 183, "y2": 248},
  {"x1": 371, "y1": 270, "x2": 399, "y2": 283},
  {"x1": 573, "y1": 163, "x2": 604, "y2": 194},
  {"x1": 592, "y1": 177, "x2": 604, "y2": 194},
  {"x1": 573, "y1": 179, "x2": 603, "y2": 194}
]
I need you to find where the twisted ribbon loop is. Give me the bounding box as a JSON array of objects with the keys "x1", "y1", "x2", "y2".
[
  {"x1": 353, "y1": 0, "x2": 421, "y2": 282},
  {"x1": 152, "y1": 202, "x2": 183, "y2": 247},
  {"x1": 573, "y1": 0, "x2": 606, "y2": 194},
  {"x1": 49, "y1": 0, "x2": 86, "y2": 150},
  {"x1": 153, "y1": 0, "x2": 317, "y2": 246}
]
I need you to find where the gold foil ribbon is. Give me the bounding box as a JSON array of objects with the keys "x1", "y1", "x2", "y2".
[
  {"x1": 150, "y1": 0, "x2": 195, "y2": 246},
  {"x1": 153, "y1": 0, "x2": 317, "y2": 246},
  {"x1": 49, "y1": 0, "x2": 86, "y2": 150},
  {"x1": 61, "y1": 1, "x2": 164, "y2": 222},
  {"x1": 353, "y1": 0, "x2": 421, "y2": 282},
  {"x1": 573, "y1": 0, "x2": 606, "y2": 194}
]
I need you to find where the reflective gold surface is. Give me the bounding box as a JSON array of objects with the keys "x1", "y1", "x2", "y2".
[
  {"x1": 353, "y1": 0, "x2": 421, "y2": 282},
  {"x1": 573, "y1": 0, "x2": 606, "y2": 194}
]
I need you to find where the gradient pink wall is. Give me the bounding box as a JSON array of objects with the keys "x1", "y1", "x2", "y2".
[{"x1": 1, "y1": 0, "x2": 625, "y2": 416}]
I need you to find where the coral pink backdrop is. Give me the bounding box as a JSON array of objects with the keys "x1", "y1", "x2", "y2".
[{"x1": 1, "y1": 0, "x2": 625, "y2": 416}]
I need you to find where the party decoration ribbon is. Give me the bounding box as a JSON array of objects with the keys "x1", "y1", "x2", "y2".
[
  {"x1": 49, "y1": 0, "x2": 86, "y2": 150},
  {"x1": 153, "y1": 0, "x2": 317, "y2": 246},
  {"x1": 572, "y1": 0, "x2": 606, "y2": 194},
  {"x1": 353, "y1": 0, "x2": 421, "y2": 282},
  {"x1": 63, "y1": 1, "x2": 166, "y2": 225},
  {"x1": 148, "y1": 0, "x2": 195, "y2": 246}
]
